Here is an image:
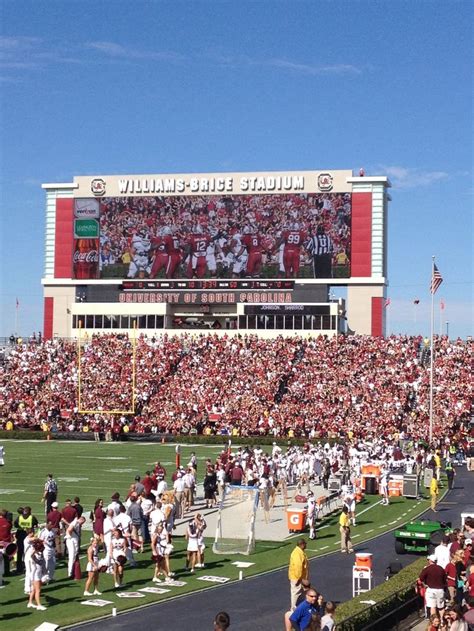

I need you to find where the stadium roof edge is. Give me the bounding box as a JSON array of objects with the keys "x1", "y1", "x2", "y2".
[
  {"x1": 42, "y1": 182, "x2": 78, "y2": 190},
  {"x1": 346, "y1": 176, "x2": 391, "y2": 187}
]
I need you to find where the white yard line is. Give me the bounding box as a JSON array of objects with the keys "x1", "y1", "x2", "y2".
[{"x1": 356, "y1": 499, "x2": 383, "y2": 516}]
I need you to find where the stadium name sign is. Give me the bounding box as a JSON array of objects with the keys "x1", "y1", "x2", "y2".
[
  {"x1": 116, "y1": 175, "x2": 305, "y2": 195},
  {"x1": 118, "y1": 291, "x2": 293, "y2": 304},
  {"x1": 74, "y1": 170, "x2": 353, "y2": 198}
]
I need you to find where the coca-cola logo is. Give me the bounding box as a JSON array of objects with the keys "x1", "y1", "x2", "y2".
[{"x1": 73, "y1": 250, "x2": 99, "y2": 263}]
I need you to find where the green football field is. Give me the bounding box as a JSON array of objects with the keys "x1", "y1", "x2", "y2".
[{"x1": 0, "y1": 440, "x2": 432, "y2": 631}]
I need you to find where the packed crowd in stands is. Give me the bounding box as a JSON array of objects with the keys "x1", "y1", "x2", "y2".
[{"x1": 0, "y1": 334, "x2": 472, "y2": 441}]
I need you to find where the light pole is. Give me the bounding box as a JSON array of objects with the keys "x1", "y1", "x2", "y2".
[{"x1": 446, "y1": 321, "x2": 449, "y2": 338}]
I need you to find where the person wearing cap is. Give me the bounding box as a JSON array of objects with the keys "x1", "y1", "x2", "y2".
[
  {"x1": 419, "y1": 555, "x2": 447, "y2": 618},
  {"x1": 288, "y1": 539, "x2": 309, "y2": 610}
]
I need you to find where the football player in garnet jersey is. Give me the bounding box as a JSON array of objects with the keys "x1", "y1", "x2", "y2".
[
  {"x1": 242, "y1": 227, "x2": 264, "y2": 278},
  {"x1": 275, "y1": 222, "x2": 307, "y2": 277},
  {"x1": 163, "y1": 227, "x2": 183, "y2": 278},
  {"x1": 149, "y1": 229, "x2": 169, "y2": 278},
  {"x1": 186, "y1": 226, "x2": 211, "y2": 278}
]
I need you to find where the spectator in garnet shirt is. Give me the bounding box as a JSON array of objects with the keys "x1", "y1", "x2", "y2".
[
  {"x1": 142, "y1": 471, "x2": 155, "y2": 498},
  {"x1": 419, "y1": 555, "x2": 447, "y2": 618},
  {"x1": 230, "y1": 463, "x2": 243, "y2": 486},
  {"x1": 0, "y1": 509, "x2": 13, "y2": 576},
  {"x1": 61, "y1": 499, "x2": 78, "y2": 527}
]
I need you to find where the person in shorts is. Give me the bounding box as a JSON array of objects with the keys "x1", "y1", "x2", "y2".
[{"x1": 419, "y1": 555, "x2": 447, "y2": 618}]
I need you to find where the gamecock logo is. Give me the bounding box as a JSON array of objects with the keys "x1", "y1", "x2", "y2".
[
  {"x1": 317, "y1": 173, "x2": 333, "y2": 191},
  {"x1": 90, "y1": 178, "x2": 106, "y2": 196}
]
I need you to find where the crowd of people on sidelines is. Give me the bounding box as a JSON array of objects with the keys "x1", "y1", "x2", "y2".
[
  {"x1": 418, "y1": 519, "x2": 474, "y2": 631},
  {"x1": 0, "y1": 334, "x2": 472, "y2": 442},
  {"x1": 1, "y1": 437, "x2": 472, "y2": 627}
]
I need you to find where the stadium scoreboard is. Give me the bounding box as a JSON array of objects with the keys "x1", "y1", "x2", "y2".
[
  {"x1": 121, "y1": 280, "x2": 295, "y2": 290},
  {"x1": 42, "y1": 169, "x2": 391, "y2": 337}
]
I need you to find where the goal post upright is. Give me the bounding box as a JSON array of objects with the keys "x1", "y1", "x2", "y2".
[
  {"x1": 77, "y1": 320, "x2": 82, "y2": 412},
  {"x1": 131, "y1": 319, "x2": 137, "y2": 415}
]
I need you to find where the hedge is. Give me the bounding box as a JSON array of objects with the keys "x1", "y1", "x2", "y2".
[
  {"x1": 0, "y1": 429, "x2": 318, "y2": 447},
  {"x1": 335, "y1": 557, "x2": 426, "y2": 630}
]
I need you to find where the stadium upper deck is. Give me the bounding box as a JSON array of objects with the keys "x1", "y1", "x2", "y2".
[{"x1": 41, "y1": 169, "x2": 390, "y2": 339}]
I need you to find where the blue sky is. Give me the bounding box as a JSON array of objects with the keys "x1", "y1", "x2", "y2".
[{"x1": 0, "y1": 0, "x2": 472, "y2": 338}]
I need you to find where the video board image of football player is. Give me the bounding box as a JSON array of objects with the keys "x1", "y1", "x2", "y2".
[
  {"x1": 276, "y1": 222, "x2": 308, "y2": 278},
  {"x1": 98, "y1": 192, "x2": 352, "y2": 279},
  {"x1": 186, "y1": 225, "x2": 211, "y2": 279},
  {"x1": 127, "y1": 230, "x2": 152, "y2": 278},
  {"x1": 241, "y1": 227, "x2": 265, "y2": 278},
  {"x1": 163, "y1": 227, "x2": 183, "y2": 278},
  {"x1": 149, "y1": 229, "x2": 169, "y2": 278},
  {"x1": 222, "y1": 229, "x2": 248, "y2": 278}
]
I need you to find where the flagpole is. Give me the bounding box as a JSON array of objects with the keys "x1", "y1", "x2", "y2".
[
  {"x1": 429, "y1": 256, "x2": 435, "y2": 444},
  {"x1": 15, "y1": 299, "x2": 19, "y2": 338}
]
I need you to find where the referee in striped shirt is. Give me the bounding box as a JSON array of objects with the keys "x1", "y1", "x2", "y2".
[{"x1": 307, "y1": 226, "x2": 333, "y2": 278}]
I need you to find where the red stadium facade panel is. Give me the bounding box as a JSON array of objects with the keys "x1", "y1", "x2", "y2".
[
  {"x1": 43, "y1": 297, "x2": 54, "y2": 340},
  {"x1": 371, "y1": 296, "x2": 383, "y2": 336},
  {"x1": 54, "y1": 198, "x2": 74, "y2": 278},
  {"x1": 42, "y1": 171, "x2": 391, "y2": 338},
  {"x1": 351, "y1": 192, "x2": 372, "y2": 277}
]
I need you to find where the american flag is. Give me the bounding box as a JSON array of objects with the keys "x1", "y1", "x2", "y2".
[{"x1": 430, "y1": 264, "x2": 443, "y2": 294}]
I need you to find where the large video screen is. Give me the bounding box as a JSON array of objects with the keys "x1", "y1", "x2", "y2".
[{"x1": 72, "y1": 193, "x2": 351, "y2": 280}]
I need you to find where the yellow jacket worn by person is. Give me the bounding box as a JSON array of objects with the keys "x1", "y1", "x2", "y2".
[{"x1": 288, "y1": 545, "x2": 309, "y2": 581}]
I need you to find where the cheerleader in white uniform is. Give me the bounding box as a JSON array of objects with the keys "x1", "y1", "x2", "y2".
[
  {"x1": 151, "y1": 523, "x2": 172, "y2": 583},
  {"x1": 109, "y1": 529, "x2": 128, "y2": 588},
  {"x1": 23, "y1": 530, "x2": 36, "y2": 595},
  {"x1": 84, "y1": 536, "x2": 102, "y2": 596},
  {"x1": 195, "y1": 514, "x2": 207, "y2": 568},
  {"x1": 27, "y1": 540, "x2": 47, "y2": 610}
]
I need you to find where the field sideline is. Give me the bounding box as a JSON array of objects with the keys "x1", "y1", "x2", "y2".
[{"x1": 0, "y1": 440, "x2": 433, "y2": 631}]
